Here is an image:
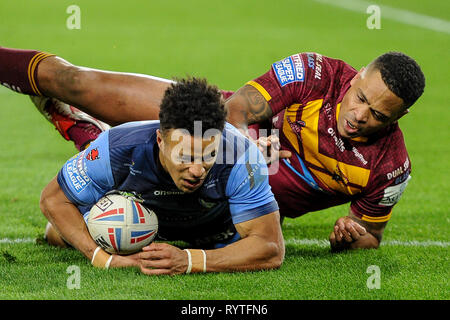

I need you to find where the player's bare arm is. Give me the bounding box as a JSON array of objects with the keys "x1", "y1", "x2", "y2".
[
  {"x1": 39, "y1": 177, "x2": 139, "y2": 268},
  {"x1": 138, "y1": 211, "x2": 285, "y2": 275},
  {"x1": 329, "y1": 208, "x2": 387, "y2": 251},
  {"x1": 224, "y1": 85, "x2": 291, "y2": 162},
  {"x1": 225, "y1": 84, "x2": 273, "y2": 134}
]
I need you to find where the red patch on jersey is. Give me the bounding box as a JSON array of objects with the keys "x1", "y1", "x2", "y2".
[{"x1": 86, "y1": 148, "x2": 99, "y2": 161}]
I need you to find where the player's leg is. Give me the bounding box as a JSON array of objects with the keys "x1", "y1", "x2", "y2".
[
  {"x1": 0, "y1": 46, "x2": 173, "y2": 126},
  {"x1": 0, "y1": 46, "x2": 236, "y2": 148},
  {"x1": 37, "y1": 56, "x2": 175, "y2": 126},
  {"x1": 37, "y1": 57, "x2": 236, "y2": 125}
]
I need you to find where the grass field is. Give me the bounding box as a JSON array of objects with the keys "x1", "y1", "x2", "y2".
[{"x1": 0, "y1": 0, "x2": 449, "y2": 301}]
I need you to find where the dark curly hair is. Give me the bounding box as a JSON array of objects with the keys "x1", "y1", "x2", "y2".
[
  {"x1": 371, "y1": 52, "x2": 425, "y2": 108},
  {"x1": 159, "y1": 77, "x2": 227, "y2": 136}
]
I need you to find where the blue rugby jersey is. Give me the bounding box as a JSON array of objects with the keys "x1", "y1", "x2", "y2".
[{"x1": 57, "y1": 121, "x2": 278, "y2": 247}]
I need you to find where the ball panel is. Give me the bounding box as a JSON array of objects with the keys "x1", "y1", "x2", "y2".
[{"x1": 87, "y1": 194, "x2": 158, "y2": 254}]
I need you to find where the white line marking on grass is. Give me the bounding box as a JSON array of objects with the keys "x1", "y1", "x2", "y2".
[
  {"x1": 286, "y1": 238, "x2": 450, "y2": 248},
  {"x1": 314, "y1": 0, "x2": 450, "y2": 34},
  {"x1": 0, "y1": 237, "x2": 36, "y2": 244},
  {"x1": 1, "y1": 237, "x2": 449, "y2": 248}
]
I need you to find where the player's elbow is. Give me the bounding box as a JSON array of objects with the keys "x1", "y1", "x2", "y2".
[{"x1": 262, "y1": 239, "x2": 285, "y2": 270}]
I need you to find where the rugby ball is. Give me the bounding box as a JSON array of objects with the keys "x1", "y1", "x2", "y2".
[{"x1": 87, "y1": 193, "x2": 158, "y2": 255}]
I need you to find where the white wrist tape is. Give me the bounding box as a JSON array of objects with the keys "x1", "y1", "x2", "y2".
[
  {"x1": 200, "y1": 249, "x2": 206, "y2": 273},
  {"x1": 91, "y1": 246, "x2": 102, "y2": 265},
  {"x1": 184, "y1": 249, "x2": 193, "y2": 274}
]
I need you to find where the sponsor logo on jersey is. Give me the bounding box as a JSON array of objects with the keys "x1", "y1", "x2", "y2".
[
  {"x1": 272, "y1": 54, "x2": 304, "y2": 86},
  {"x1": 153, "y1": 190, "x2": 185, "y2": 196},
  {"x1": 351, "y1": 147, "x2": 368, "y2": 165},
  {"x1": 307, "y1": 53, "x2": 315, "y2": 69},
  {"x1": 305, "y1": 53, "x2": 322, "y2": 80},
  {"x1": 192, "y1": 226, "x2": 237, "y2": 246},
  {"x1": 86, "y1": 148, "x2": 99, "y2": 161},
  {"x1": 379, "y1": 175, "x2": 411, "y2": 206},
  {"x1": 199, "y1": 198, "x2": 217, "y2": 209},
  {"x1": 124, "y1": 160, "x2": 142, "y2": 175},
  {"x1": 204, "y1": 178, "x2": 218, "y2": 189},
  {"x1": 324, "y1": 102, "x2": 333, "y2": 120},
  {"x1": 66, "y1": 153, "x2": 91, "y2": 193},
  {"x1": 314, "y1": 54, "x2": 323, "y2": 80},
  {"x1": 387, "y1": 158, "x2": 410, "y2": 180},
  {"x1": 327, "y1": 128, "x2": 345, "y2": 152},
  {"x1": 327, "y1": 127, "x2": 367, "y2": 165}
]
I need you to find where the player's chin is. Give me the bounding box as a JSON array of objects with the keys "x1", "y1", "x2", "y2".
[{"x1": 178, "y1": 179, "x2": 203, "y2": 193}]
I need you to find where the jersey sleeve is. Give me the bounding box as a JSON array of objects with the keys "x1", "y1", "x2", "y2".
[
  {"x1": 57, "y1": 131, "x2": 115, "y2": 207},
  {"x1": 350, "y1": 132, "x2": 412, "y2": 223},
  {"x1": 246, "y1": 52, "x2": 356, "y2": 115},
  {"x1": 225, "y1": 142, "x2": 279, "y2": 224}
]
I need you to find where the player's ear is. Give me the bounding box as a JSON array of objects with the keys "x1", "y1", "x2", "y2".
[{"x1": 156, "y1": 129, "x2": 163, "y2": 147}]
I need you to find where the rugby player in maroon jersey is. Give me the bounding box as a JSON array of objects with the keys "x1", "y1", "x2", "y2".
[{"x1": 0, "y1": 47, "x2": 425, "y2": 252}]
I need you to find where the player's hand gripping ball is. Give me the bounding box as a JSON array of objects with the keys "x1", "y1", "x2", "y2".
[{"x1": 87, "y1": 193, "x2": 158, "y2": 254}]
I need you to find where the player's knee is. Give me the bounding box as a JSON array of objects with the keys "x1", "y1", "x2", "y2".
[{"x1": 44, "y1": 222, "x2": 69, "y2": 248}]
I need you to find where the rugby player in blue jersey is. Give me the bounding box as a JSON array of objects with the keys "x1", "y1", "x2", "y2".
[{"x1": 39, "y1": 77, "x2": 284, "y2": 275}]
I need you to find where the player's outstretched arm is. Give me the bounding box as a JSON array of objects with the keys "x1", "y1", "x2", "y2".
[
  {"x1": 329, "y1": 209, "x2": 387, "y2": 251},
  {"x1": 138, "y1": 211, "x2": 285, "y2": 275},
  {"x1": 39, "y1": 177, "x2": 139, "y2": 268}
]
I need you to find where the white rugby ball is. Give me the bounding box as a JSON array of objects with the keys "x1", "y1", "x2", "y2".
[{"x1": 87, "y1": 194, "x2": 158, "y2": 254}]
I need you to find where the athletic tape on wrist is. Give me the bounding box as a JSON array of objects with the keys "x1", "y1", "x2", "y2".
[
  {"x1": 91, "y1": 246, "x2": 112, "y2": 269},
  {"x1": 184, "y1": 249, "x2": 192, "y2": 274},
  {"x1": 184, "y1": 249, "x2": 206, "y2": 273},
  {"x1": 200, "y1": 249, "x2": 206, "y2": 273},
  {"x1": 105, "y1": 255, "x2": 113, "y2": 269},
  {"x1": 91, "y1": 247, "x2": 101, "y2": 264}
]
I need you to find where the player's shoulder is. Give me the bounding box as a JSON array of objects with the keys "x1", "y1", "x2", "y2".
[
  {"x1": 367, "y1": 123, "x2": 411, "y2": 187},
  {"x1": 218, "y1": 122, "x2": 263, "y2": 166},
  {"x1": 271, "y1": 52, "x2": 356, "y2": 84},
  {"x1": 108, "y1": 120, "x2": 159, "y2": 147},
  {"x1": 373, "y1": 123, "x2": 409, "y2": 166}
]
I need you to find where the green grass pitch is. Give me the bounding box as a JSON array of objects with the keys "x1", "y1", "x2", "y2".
[{"x1": 0, "y1": 0, "x2": 448, "y2": 300}]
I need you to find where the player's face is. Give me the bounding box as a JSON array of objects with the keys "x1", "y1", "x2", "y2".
[
  {"x1": 157, "y1": 128, "x2": 221, "y2": 193},
  {"x1": 338, "y1": 67, "x2": 407, "y2": 139}
]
